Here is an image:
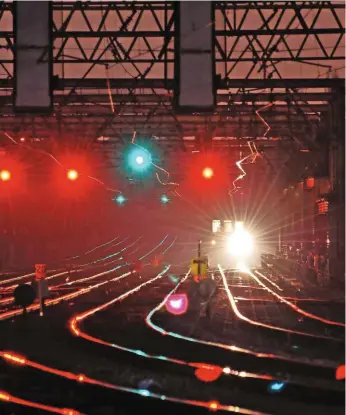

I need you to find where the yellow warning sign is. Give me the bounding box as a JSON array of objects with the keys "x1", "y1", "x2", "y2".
[{"x1": 190, "y1": 257, "x2": 208, "y2": 278}]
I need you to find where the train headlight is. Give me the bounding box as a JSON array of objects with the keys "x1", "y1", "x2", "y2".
[{"x1": 226, "y1": 227, "x2": 253, "y2": 257}]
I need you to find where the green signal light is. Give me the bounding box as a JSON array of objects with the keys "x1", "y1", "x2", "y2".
[
  {"x1": 128, "y1": 147, "x2": 152, "y2": 172},
  {"x1": 114, "y1": 194, "x2": 127, "y2": 205},
  {"x1": 160, "y1": 194, "x2": 170, "y2": 204}
]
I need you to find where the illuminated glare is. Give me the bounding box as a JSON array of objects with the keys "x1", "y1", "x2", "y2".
[
  {"x1": 3, "y1": 352, "x2": 26, "y2": 365},
  {"x1": 160, "y1": 194, "x2": 170, "y2": 204},
  {"x1": 0, "y1": 391, "x2": 10, "y2": 401},
  {"x1": 135, "y1": 350, "x2": 148, "y2": 357},
  {"x1": 202, "y1": 167, "x2": 214, "y2": 179},
  {"x1": 114, "y1": 194, "x2": 126, "y2": 205},
  {"x1": 63, "y1": 410, "x2": 80, "y2": 415},
  {"x1": 67, "y1": 169, "x2": 79, "y2": 181},
  {"x1": 224, "y1": 220, "x2": 232, "y2": 233},
  {"x1": 139, "y1": 389, "x2": 151, "y2": 397},
  {"x1": 168, "y1": 275, "x2": 179, "y2": 284},
  {"x1": 235, "y1": 221, "x2": 244, "y2": 230},
  {"x1": 194, "y1": 364, "x2": 223, "y2": 382},
  {"x1": 209, "y1": 401, "x2": 219, "y2": 411},
  {"x1": 128, "y1": 147, "x2": 152, "y2": 172},
  {"x1": 0, "y1": 169, "x2": 11, "y2": 182},
  {"x1": 165, "y1": 294, "x2": 188, "y2": 315},
  {"x1": 336, "y1": 364, "x2": 345, "y2": 380},
  {"x1": 227, "y1": 224, "x2": 253, "y2": 257},
  {"x1": 236, "y1": 262, "x2": 249, "y2": 273},
  {"x1": 268, "y1": 382, "x2": 286, "y2": 393},
  {"x1": 211, "y1": 240, "x2": 216, "y2": 245},
  {"x1": 212, "y1": 220, "x2": 221, "y2": 233}
]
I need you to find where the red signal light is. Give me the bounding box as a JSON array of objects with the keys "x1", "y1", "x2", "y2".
[
  {"x1": 202, "y1": 167, "x2": 214, "y2": 179},
  {"x1": 305, "y1": 177, "x2": 315, "y2": 189},
  {"x1": 184, "y1": 152, "x2": 228, "y2": 197},
  {"x1": 67, "y1": 169, "x2": 79, "y2": 181},
  {"x1": 0, "y1": 169, "x2": 11, "y2": 182}
]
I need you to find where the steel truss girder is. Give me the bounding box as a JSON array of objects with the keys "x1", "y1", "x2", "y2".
[
  {"x1": 9, "y1": 92, "x2": 331, "y2": 104},
  {"x1": 0, "y1": 83, "x2": 336, "y2": 143},
  {"x1": 0, "y1": 106, "x2": 327, "y2": 116},
  {"x1": 0, "y1": 93, "x2": 331, "y2": 112},
  {"x1": 0, "y1": 1, "x2": 343, "y2": 71},
  {"x1": 0, "y1": 1, "x2": 175, "y2": 79},
  {"x1": 0, "y1": 122, "x2": 318, "y2": 139},
  {"x1": 0, "y1": 113, "x2": 320, "y2": 136},
  {"x1": 0, "y1": 78, "x2": 343, "y2": 89},
  {"x1": 0, "y1": 2, "x2": 343, "y2": 147},
  {"x1": 214, "y1": 1, "x2": 345, "y2": 79}
]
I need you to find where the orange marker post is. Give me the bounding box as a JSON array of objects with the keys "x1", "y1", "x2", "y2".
[{"x1": 35, "y1": 264, "x2": 47, "y2": 316}]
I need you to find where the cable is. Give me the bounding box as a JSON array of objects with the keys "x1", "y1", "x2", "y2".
[
  {"x1": 3, "y1": 132, "x2": 121, "y2": 195},
  {"x1": 131, "y1": 131, "x2": 179, "y2": 190},
  {"x1": 105, "y1": 64, "x2": 115, "y2": 113},
  {"x1": 0, "y1": 351, "x2": 265, "y2": 414},
  {"x1": 0, "y1": 389, "x2": 82, "y2": 415},
  {"x1": 218, "y1": 265, "x2": 342, "y2": 340},
  {"x1": 229, "y1": 141, "x2": 260, "y2": 195}
]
